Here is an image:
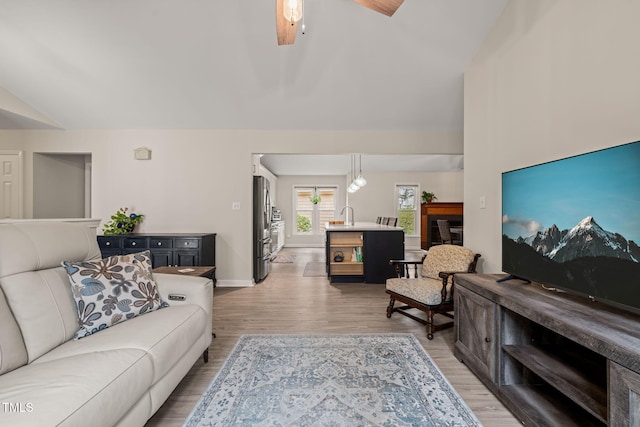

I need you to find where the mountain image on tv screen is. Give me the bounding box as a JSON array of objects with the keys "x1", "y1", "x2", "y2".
[{"x1": 501, "y1": 140, "x2": 640, "y2": 314}]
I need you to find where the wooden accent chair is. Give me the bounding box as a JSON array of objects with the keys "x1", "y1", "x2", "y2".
[{"x1": 386, "y1": 244, "x2": 480, "y2": 339}]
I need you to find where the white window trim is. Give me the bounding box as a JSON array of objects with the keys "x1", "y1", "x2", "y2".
[{"x1": 395, "y1": 183, "x2": 420, "y2": 237}]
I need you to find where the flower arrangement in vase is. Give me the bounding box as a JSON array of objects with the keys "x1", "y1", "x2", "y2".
[{"x1": 103, "y1": 207, "x2": 144, "y2": 235}]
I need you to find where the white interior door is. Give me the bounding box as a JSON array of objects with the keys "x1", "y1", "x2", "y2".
[{"x1": 0, "y1": 151, "x2": 23, "y2": 219}]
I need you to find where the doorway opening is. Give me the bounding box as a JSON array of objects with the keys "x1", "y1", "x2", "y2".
[{"x1": 33, "y1": 153, "x2": 92, "y2": 218}]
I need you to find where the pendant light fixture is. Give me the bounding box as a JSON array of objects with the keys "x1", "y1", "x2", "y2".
[
  {"x1": 347, "y1": 154, "x2": 359, "y2": 193},
  {"x1": 283, "y1": 0, "x2": 303, "y2": 24},
  {"x1": 354, "y1": 154, "x2": 367, "y2": 187}
]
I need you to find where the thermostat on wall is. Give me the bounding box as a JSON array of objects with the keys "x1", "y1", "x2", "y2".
[{"x1": 134, "y1": 147, "x2": 152, "y2": 160}]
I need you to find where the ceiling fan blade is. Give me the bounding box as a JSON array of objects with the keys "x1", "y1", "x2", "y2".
[
  {"x1": 276, "y1": 0, "x2": 298, "y2": 45},
  {"x1": 352, "y1": 0, "x2": 404, "y2": 17}
]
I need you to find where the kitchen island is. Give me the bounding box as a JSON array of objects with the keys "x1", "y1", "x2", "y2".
[{"x1": 325, "y1": 222, "x2": 404, "y2": 283}]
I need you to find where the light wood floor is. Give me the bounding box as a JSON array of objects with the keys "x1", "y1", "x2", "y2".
[{"x1": 146, "y1": 247, "x2": 521, "y2": 426}]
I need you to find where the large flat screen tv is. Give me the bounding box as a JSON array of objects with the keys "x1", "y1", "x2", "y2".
[{"x1": 502, "y1": 140, "x2": 640, "y2": 315}]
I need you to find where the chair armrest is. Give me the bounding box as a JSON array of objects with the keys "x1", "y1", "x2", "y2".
[
  {"x1": 438, "y1": 270, "x2": 471, "y2": 280},
  {"x1": 154, "y1": 273, "x2": 213, "y2": 339},
  {"x1": 389, "y1": 260, "x2": 423, "y2": 278},
  {"x1": 437, "y1": 271, "x2": 475, "y2": 303}
]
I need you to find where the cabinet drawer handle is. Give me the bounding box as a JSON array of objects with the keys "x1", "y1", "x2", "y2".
[
  {"x1": 132, "y1": 242, "x2": 136, "y2": 246},
  {"x1": 485, "y1": 337, "x2": 491, "y2": 343},
  {"x1": 157, "y1": 242, "x2": 162, "y2": 246},
  {"x1": 106, "y1": 242, "x2": 111, "y2": 246},
  {"x1": 184, "y1": 242, "x2": 188, "y2": 246}
]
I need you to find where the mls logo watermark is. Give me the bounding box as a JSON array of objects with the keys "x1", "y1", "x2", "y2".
[{"x1": 2, "y1": 402, "x2": 34, "y2": 413}]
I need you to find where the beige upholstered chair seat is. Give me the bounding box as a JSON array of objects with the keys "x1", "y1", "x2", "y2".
[{"x1": 386, "y1": 277, "x2": 451, "y2": 306}]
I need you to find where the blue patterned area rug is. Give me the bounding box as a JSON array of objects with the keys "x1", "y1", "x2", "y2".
[{"x1": 184, "y1": 334, "x2": 482, "y2": 427}]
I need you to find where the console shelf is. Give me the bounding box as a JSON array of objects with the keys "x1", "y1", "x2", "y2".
[
  {"x1": 454, "y1": 273, "x2": 640, "y2": 427},
  {"x1": 500, "y1": 384, "x2": 603, "y2": 427},
  {"x1": 326, "y1": 231, "x2": 364, "y2": 278},
  {"x1": 502, "y1": 344, "x2": 607, "y2": 423}
]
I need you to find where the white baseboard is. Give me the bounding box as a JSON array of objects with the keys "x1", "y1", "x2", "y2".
[
  {"x1": 216, "y1": 279, "x2": 254, "y2": 288},
  {"x1": 284, "y1": 244, "x2": 423, "y2": 251}
]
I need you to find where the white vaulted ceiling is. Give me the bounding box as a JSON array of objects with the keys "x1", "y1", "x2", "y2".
[{"x1": 0, "y1": 0, "x2": 507, "y2": 131}]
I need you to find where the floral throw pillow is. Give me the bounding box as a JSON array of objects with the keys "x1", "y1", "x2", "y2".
[{"x1": 62, "y1": 250, "x2": 168, "y2": 339}]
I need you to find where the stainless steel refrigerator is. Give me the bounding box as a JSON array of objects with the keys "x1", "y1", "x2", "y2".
[{"x1": 253, "y1": 176, "x2": 272, "y2": 282}]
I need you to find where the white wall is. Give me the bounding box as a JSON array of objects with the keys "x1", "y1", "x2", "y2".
[
  {"x1": 0, "y1": 133, "x2": 25, "y2": 149},
  {"x1": 464, "y1": 0, "x2": 640, "y2": 273},
  {"x1": 0, "y1": 129, "x2": 463, "y2": 285}
]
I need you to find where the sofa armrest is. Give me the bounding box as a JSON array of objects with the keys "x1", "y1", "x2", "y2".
[{"x1": 153, "y1": 273, "x2": 213, "y2": 340}]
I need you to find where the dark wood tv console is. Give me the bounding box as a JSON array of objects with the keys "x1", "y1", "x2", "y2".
[{"x1": 454, "y1": 273, "x2": 640, "y2": 427}]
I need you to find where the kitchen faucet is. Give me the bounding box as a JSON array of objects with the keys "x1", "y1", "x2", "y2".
[{"x1": 340, "y1": 205, "x2": 355, "y2": 226}]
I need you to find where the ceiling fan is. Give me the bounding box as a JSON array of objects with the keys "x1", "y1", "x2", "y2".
[{"x1": 276, "y1": 0, "x2": 404, "y2": 46}]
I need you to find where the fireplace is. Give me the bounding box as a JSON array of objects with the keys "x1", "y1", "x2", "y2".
[
  {"x1": 428, "y1": 215, "x2": 463, "y2": 247},
  {"x1": 420, "y1": 203, "x2": 463, "y2": 249}
]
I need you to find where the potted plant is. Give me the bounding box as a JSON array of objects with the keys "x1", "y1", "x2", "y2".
[
  {"x1": 421, "y1": 191, "x2": 437, "y2": 204},
  {"x1": 310, "y1": 194, "x2": 321, "y2": 204},
  {"x1": 103, "y1": 207, "x2": 144, "y2": 235}
]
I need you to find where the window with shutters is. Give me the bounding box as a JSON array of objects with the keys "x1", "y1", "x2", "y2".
[{"x1": 294, "y1": 186, "x2": 337, "y2": 234}]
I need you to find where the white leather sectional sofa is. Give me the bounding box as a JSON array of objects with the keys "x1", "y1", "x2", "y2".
[{"x1": 0, "y1": 221, "x2": 213, "y2": 426}]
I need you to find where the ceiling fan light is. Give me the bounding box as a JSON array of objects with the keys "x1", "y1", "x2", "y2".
[
  {"x1": 283, "y1": 0, "x2": 303, "y2": 23},
  {"x1": 354, "y1": 175, "x2": 367, "y2": 187}
]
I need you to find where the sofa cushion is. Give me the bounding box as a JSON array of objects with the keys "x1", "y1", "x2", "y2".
[
  {"x1": 34, "y1": 304, "x2": 206, "y2": 385},
  {"x1": 0, "y1": 348, "x2": 153, "y2": 427},
  {"x1": 0, "y1": 288, "x2": 28, "y2": 375},
  {"x1": 62, "y1": 251, "x2": 168, "y2": 339},
  {"x1": 0, "y1": 222, "x2": 102, "y2": 362},
  {"x1": 0, "y1": 222, "x2": 101, "y2": 279},
  {"x1": 1, "y1": 268, "x2": 85, "y2": 362}
]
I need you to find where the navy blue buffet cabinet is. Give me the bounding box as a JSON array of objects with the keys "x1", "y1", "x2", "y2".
[{"x1": 97, "y1": 233, "x2": 216, "y2": 268}]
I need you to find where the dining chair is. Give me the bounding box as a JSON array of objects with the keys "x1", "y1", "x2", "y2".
[{"x1": 437, "y1": 220, "x2": 462, "y2": 245}]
